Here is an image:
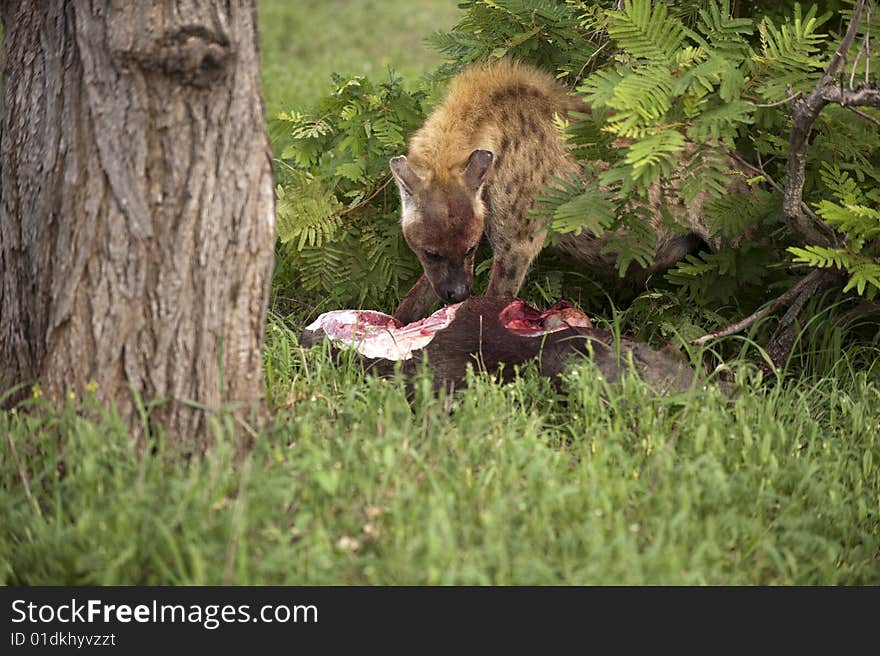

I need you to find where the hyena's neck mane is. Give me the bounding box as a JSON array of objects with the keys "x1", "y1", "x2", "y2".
[{"x1": 406, "y1": 59, "x2": 579, "y2": 179}]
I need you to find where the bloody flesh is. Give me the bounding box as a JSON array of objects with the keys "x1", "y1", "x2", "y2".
[
  {"x1": 498, "y1": 300, "x2": 592, "y2": 336},
  {"x1": 305, "y1": 299, "x2": 591, "y2": 360}
]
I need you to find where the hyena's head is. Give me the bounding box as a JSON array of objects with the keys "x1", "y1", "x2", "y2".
[{"x1": 389, "y1": 149, "x2": 494, "y2": 303}]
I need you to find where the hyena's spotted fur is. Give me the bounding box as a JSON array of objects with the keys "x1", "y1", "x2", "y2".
[{"x1": 390, "y1": 59, "x2": 733, "y2": 323}]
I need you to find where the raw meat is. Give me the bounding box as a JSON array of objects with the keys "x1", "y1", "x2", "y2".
[{"x1": 305, "y1": 299, "x2": 592, "y2": 360}]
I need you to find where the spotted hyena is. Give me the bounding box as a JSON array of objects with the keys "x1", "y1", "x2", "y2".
[{"x1": 390, "y1": 59, "x2": 725, "y2": 323}]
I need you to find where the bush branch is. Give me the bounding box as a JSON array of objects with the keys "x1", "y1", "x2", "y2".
[
  {"x1": 726, "y1": 150, "x2": 824, "y2": 225},
  {"x1": 696, "y1": 2, "x2": 876, "y2": 351},
  {"x1": 690, "y1": 270, "x2": 825, "y2": 346},
  {"x1": 783, "y1": 0, "x2": 872, "y2": 247},
  {"x1": 844, "y1": 105, "x2": 880, "y2": 127}
]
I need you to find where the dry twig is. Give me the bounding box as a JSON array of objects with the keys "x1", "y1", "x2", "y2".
[{"x1": 690, "y1": 270, "x2": 825, "y2": 346}]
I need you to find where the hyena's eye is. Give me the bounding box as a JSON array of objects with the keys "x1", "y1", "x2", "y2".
[{"x1": 424, "y1": 250, "x2": 444, "y2": 262}]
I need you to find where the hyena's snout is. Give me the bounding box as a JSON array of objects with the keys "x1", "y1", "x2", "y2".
[
  {"x1": 442, "y1": 282, "x2": 470, "y2": 303},
  {"x1": 437, "y1": 266, "x2": 471, "y2": 304}
]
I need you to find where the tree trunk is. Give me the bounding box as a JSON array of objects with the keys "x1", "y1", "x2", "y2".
[{"x1": 0, "y1": 1, "x2": 275, "y2": 449}]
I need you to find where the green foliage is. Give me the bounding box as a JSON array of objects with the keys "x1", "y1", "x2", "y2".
[
  {"x1": 272, "y1": 72, "x2": 426, "y2": 310},
  {"x1": 666, "y1": 243, "x2": 778, "y2": 303},
  {"x1": 787, "y1": 163, "x2": 880, "y2": 299},
  {"x1": 665, "y1": 188, "x2": 783, "y2": 303},
  {"x1": 532, "y1": 0, "x2": 880, "y2": 311},
  {"x1": 425, "y1": 0, "x2": 607, "y2": 83},
  {"x1": 535, "y1": 176, "x2": 616, "y2": 237},
  {"x1": 561, "y1": 0, "x2": 769, "y2": 273},
  {"x1": 269, "y1": 0, "x2": 880, "y2": 326},
  {"x1": 616, "y1": 290, "x2": 732, "y2": 343},
  {"x1": 603, "y1": 207, "x2": 659, "y2": 275},
  {"x1": 607, "y1": 0, "x2": 687, "y2": 61},
  {"x1": 753, "y1": 3, "x2": 830, "y2": 101},
  {"x1": 275, "y1": 172, "x2": 343, "y2": 251}
]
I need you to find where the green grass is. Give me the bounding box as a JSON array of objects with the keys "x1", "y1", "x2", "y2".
[
  {"x1": 2, "y1": 318, "x2": 879, "y2": 585},
  {"x1": 258, "y1": 0, "x2": 457, "y2": 116},
  {"x1": 1, "y1": 1, "x2": 879, "y2": 586}
]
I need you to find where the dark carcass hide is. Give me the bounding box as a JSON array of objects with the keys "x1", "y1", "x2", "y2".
[{"x1": 300, "y1": 296, "x2": 696, "y2": 393}]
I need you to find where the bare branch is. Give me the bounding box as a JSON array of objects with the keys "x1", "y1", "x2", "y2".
[
  {"x1": 750, "y1": 91, "x2": 802, "y2": 108},
  {"x1": 866, "y1": 5, "x2": 872, "y2": 84},
  {"x1": 845, "y1": 104, "x2": 880, "y2": 127},
  {"x1": 726, "y1": 150, "x2": 825, "y2": 226},
  {"x1": 826, "y1": 0, "x2": 868, "y2": 79},
  {"x1": 821, "y1": 83, "x2": 880, "y2": 107},
  {"x1": 783, "y1": 0, "x2": 871, "y2": 248},
  {"x1": 849, "y1": 3, "x2": 873, "y2": 88},
  {"x1": 767, "y1": 271, "x2": 837, "y2": 366},
  {"x1": 336, "y1": 176, "x2": 393, "y2": 218},
  {"x1": 690, "y1": 270, "x2": 825, "y2": 346},
  {"x1": 571, "y1": 40, "x2": 611, "y2": 89},
  {"x1": 850, "y1": 34, "x2": 866, "y2": 89}
]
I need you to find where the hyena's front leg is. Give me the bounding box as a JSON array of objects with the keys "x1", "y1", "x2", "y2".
[
  {"x1": 393, "y1": 274, "x2": 441, "y2": 324},
  {"x1": 485, "y1": 231, "x2": 546, "y2": 298}
]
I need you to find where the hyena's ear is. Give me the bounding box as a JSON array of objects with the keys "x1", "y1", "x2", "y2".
[
  {"x1": 390, "y1": 156, "x2": 422, "y2": 196},
  {"x1": 464, "y1": 149, "x2": 494, "y2": 193}
]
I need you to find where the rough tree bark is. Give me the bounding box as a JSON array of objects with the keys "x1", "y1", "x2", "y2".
[{"x1": 0, "y1": 1, "x2": 275, "y2": 449}]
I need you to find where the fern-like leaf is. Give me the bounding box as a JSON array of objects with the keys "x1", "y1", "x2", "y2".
[{"x1": 607, "y1": 0, "x2": 687, "y2": 62}]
